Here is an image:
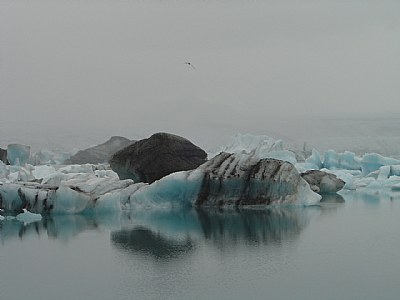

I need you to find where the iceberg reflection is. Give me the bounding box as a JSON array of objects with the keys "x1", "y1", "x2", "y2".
[
  {"x1": 0, "y1": 213, "x2": 122, "y2": 243},
  {"x1": 1, "y1": 207, "x2": 316, "y2": 254},
  {"x1": 196, "y1": 208, "x2": 311, "y2": 246},
  {"x1": 110, "y1": 207, "x2": 315, "y2": 258},
  {"x1": 111, "y1": 227, "x2": 194, "y2": 259}
]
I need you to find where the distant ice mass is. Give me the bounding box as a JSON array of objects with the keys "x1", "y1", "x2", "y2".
[
  {"x1": 7, "y1": 144, "x2": 31, "y2": 166},
  {"x1": 208, "y1": 133, "x2": 301, "y2": 164},
  {"x1": 5, "y1": 143, "x2": 71, "y2": 166}
]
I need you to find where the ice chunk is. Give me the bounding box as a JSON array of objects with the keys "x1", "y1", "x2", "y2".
[
  {"x1": 95, "y1": 183, "x2": 146, "y2": 213},
  {"x1": 377, "y1": 165, "x2": 391, "y2": 180},
  {"x1": 0, "y1": 183, "x2": 25, "y2": 212},
  {"x1": 7, "y1": 144, "x2": 31, "y2": 166},
  {"x1": 130, "y1": 170, "x2": 204, "y2": 209},
  {"x1": 305, "y1": 149, "x2": 323, "y2": 169},
  {"x1": 322, "y1": 169, "x2": 360, "y2": 190},
  {"x1": 361, "y1": 153, "x2": 400, "y2": 176},
  {"x1": 19, "y1": 176, "x2": 137, "y2": 214},
  {"x1": 51, "y1": 185, "x2": 93, "y2": 214},
  {"x1": 323, "y1": 150, "x2": 361, "y2": 170},
  {"x1": 17, "y1": 165, "x2": 35, "y2": 181},
  {"x1": 31, "y1": 165, "x2": 57, "y2": 180},
  {"x1": 301, "y1": 170, "x2": 345, "y2": 194}
]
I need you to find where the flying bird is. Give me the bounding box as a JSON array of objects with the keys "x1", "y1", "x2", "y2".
[{"x1": 183, "y1": 61, "x2": 196, "y2": 69}]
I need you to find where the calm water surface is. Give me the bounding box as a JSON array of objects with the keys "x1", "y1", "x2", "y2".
[{"x1": 1, "y1": 192, "x2": 400, "y2": 300}]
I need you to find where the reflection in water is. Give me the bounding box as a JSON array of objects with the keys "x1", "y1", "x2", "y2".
[
  {"x1": 196, "y1": 208, "x2": 310, "y2": 246},
  {"x1": 111, "y1": 227, "x2": 194, "y2": 259},
  {"x1": 1, "y1": 207, "x2": 315, "y2": 258},
  {"x1": 0, "y1": 213, "x2": 122, "y2": 243},
  {"x1": 110, "y1": 207, "x2": 315, "y2": 258},
  {"x1": 320, "y1": 194, "x2": 345, "y2": 203},
  {"x1": 340, "y1": 189, "x2": 400, "y2": 205}
]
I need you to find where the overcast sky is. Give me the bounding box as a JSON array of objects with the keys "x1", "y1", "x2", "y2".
[{"x1": 1, "y1": 0, "x2": 400, "y2": 150}]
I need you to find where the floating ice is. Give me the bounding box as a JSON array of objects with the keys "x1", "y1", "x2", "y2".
[
  {"x1": 131, "y1": 152, "x2": 321, "y2": 208},
  {"x1": 16, "y1": 208, "x2": 42, "y2": 223}
]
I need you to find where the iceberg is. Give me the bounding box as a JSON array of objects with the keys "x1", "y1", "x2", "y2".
[
  {"x1": 319, "y1": 150, "x2": 400, "y2": 177},
  {"x1": 8, "y1": 177, "x2": 136, "y2": 215},
  {"x1": 131, "y1": 152, "x2": 321, "y2": 208}
]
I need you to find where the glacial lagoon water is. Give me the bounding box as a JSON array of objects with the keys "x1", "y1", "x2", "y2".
[{"x1": 1, "y1": 193, "x2": 400, "y2": 300}]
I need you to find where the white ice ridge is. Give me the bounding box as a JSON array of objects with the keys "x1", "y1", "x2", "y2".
[{"x1": 208, "y1": 133, "x2": 297, "y2": 164}]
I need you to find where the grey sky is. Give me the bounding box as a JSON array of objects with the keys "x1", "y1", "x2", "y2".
[{"x1": 1, "y1": 0, "x2": 400, "y2": 150}]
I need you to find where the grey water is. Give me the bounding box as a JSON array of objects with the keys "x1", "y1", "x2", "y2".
[{"x1": 1, "y1": 193, "x2": 400, "y2": 300}]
